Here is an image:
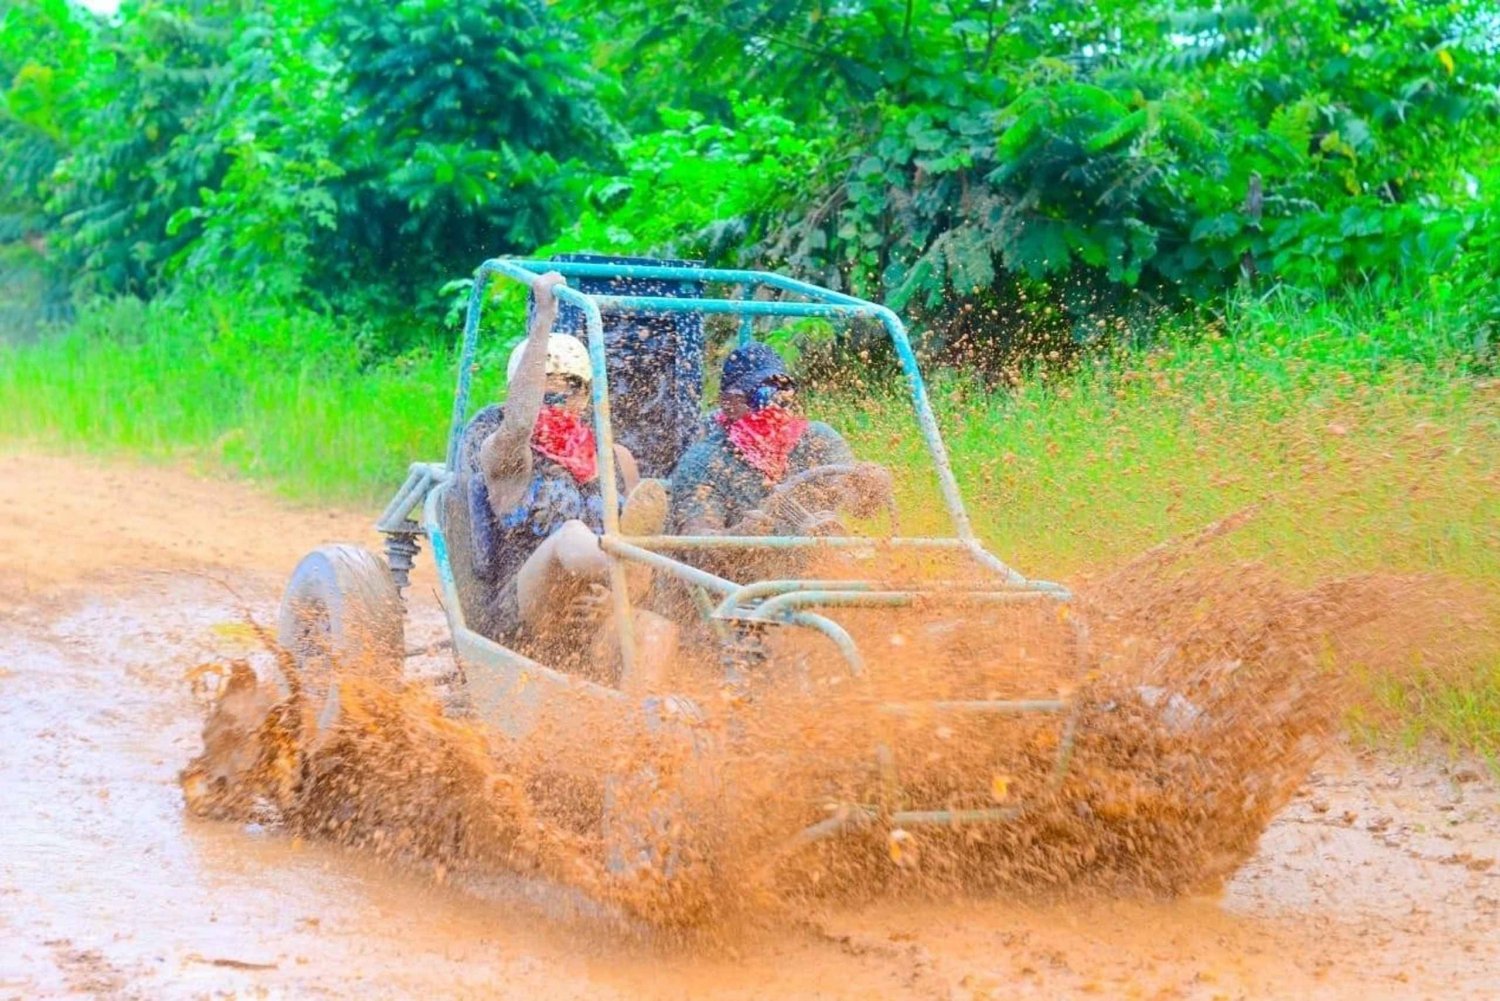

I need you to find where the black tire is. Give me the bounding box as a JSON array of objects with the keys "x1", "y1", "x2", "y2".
[{"x1": 276, "y1": 544, "x2": 404, "y2": 744}]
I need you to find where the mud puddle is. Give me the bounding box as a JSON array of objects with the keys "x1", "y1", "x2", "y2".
[{"x1": 0, "y1": 582, "x2": 593, "y2": 998}]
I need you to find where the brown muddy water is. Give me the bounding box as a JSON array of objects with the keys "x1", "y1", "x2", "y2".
[{"x1": 2, "y1": 452, "x2": 1498, "y2": 999}]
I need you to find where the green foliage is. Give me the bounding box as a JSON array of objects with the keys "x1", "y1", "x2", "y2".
[
  {"x1": 570, "y1": 0, "x2": 1138, "y2": 133},
  {"x1": 540, "y1": 96, "x2": 831, "y2": 261},
  {"x1": 3, "y1": 0, "x2": 1499, "y2": 360},
  {"x1": 163, "y1": 0, "x2": 616, "y2": 332},
  {"x1": 313, "y1": 0, "x2": 614, "y2": 319},
  {"x1": 1, "y1": 0, "x2": 614, "y2": 344},
  {"x1": 162, "y1": 3, "x2": 348, "y2": 301},
  {"x1": 44, "y1": 1, "x2": 246, "y2": 297},
  {"x1": 1, "y1": 2, "x2": 96, "y2": 331},
  {"x1": 741, "y1": 0, "x2": 1500, "y2": 356}
]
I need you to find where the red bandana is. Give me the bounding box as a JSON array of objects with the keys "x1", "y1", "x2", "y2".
[
  {"x1": 717, "y1": 406, "x2": 809, "y2": 483},
  {"x1": 532, "y1": 407, "x2": 598, "y2": 484}
]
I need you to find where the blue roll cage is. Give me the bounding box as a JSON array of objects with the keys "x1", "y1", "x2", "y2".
[{"x1": 372, "y1": 258, "x2": 1085, "y2": 839}]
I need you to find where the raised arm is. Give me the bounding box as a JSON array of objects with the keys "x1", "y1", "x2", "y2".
[{"x1": 479, "y1": 271, "x2": 565, "y2": 517}]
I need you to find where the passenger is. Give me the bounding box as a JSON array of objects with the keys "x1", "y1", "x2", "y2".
[
  {"x1": 464, "y1": 272, "x2": 666, "y2": 656},
  {"x1": 668, "y1": 343, "x2": 891, "y2": 557}
]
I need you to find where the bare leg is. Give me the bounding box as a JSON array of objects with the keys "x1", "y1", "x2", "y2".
[
  {"x1": 515, "y1": 484, "x2": 673, "y2": 665},
  {"x1": 614, "y1": 609, "x2": 679, "y2": 695},
  {"x1": 618, "y1": 479, "x2": 669, "y2": 600},
  {"x1": 515, "y1": 519, "x2": 609, "y2": 630}
]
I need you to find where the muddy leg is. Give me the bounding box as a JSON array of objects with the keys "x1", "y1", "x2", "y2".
[
  {"x1": 619, "y1": 479, "x2": 669, "y2": 601},
  {"x1": 515, "y1": 519, "x2": 610, "y2": 632},
  {"x1": 614, "y1": 609, "x2": 680, "y2": 694}
]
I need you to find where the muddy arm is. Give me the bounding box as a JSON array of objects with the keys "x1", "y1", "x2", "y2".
[{"x1": 480, "y1": 272, "x2": 564, "y2": 517}]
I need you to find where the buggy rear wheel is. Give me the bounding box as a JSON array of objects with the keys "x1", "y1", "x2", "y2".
[{"x1": 276, "y1": 545, "x2": 404, "y2": 746}]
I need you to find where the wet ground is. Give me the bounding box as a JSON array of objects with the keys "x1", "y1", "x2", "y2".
[{"x1": 2, "y1": 452, "x2": 1497, "y2": 999}]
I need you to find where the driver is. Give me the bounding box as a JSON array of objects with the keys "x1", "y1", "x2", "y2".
[{"x1": 668, "y1": 343, "x2": 890, "y2": 558}]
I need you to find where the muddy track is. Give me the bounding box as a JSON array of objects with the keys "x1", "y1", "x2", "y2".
[{"x1": 2, "y1": 451, "x2": 1497, "y2": 1000}]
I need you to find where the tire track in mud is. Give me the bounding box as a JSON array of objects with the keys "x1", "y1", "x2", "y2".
[{"x1": 2, "y1": 451, "x2": 1498, "y2": 999}]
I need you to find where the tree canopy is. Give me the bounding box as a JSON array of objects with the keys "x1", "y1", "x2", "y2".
[{"x1": 3, "y1": 0, "x2": 1497, "y2": 351}]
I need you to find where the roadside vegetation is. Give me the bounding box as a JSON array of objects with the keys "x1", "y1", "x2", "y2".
[{"x1": 2, "y1": 0, "x2": 1496, "y2": 760}]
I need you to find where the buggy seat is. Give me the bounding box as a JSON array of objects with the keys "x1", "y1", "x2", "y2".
[{"x1": 547, "y1": 253, "x2": 705, "y2": 479}]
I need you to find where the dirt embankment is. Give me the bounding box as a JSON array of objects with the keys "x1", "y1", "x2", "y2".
[{"x1": 2, "y1": 450, "x2": 1498, "y2": 999}]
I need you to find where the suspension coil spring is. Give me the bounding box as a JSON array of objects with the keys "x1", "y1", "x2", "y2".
[{"x1": 384, "y1": 531, "x2": 422, "y2": 600}]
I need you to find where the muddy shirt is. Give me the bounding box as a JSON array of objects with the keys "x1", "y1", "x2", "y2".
[
  {"x1": 668, "y1": 419, "x2": 854, "y2": 532},
  {"x1": 462, "y1": 405, "x2": 621, "y2": 587}
]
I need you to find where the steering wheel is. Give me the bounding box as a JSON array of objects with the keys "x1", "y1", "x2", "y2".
[{"x1": 757, "y1": 462, "x2": 897, "y2": 534}]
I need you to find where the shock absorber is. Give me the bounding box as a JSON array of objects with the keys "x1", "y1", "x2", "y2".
[{"x1": 383, "y1": 531, "x2": 422, "y2": 601}]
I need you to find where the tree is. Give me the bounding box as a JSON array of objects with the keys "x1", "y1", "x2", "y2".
[
  {"x1": 0, "y1": 0, "x2": 96, "y2": 331},
  {"x1": 44, "y1": 0, "x2": 247, "y2": 297},
  {"x1": 5, "y1": 0, "x2": 616, "y2": 342},
  {"x1": 312, "y1": 0, "x2": 615, "y2": 321}
]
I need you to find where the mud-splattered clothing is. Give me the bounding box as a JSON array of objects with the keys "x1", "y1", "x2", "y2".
[
  {"x1": 668, "y1": 417, "x2": 854, "y2": 532},
  {"x1": 460, "y1": 404, "x2": 622, "y2": 638}
]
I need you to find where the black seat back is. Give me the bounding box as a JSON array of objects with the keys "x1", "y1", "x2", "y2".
[{"x1": 546, "y1": 253, "x2": 705, "y2": 478}]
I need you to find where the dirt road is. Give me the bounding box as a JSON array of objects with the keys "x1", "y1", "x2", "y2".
[{"x1": 2, "y1": 451, "x2": 1497, "y2": 999}]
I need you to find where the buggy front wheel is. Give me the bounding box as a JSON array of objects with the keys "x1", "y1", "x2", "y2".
[{"x1": 276, "y1": 544, "x2": 404, "y2": 747}]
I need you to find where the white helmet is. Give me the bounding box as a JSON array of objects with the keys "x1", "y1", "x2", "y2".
[{"x1": 506, "y1": 333, "x2": 592, "y2": 385}]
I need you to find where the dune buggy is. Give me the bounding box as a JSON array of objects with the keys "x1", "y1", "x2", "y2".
[{"x1": 276, "y1": 256, "x2": 1089, "y2": 890}]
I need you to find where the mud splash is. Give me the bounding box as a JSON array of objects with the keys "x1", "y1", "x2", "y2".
[{"x1": 181, "y1": 520, "x2": 1492, "y2": 929}]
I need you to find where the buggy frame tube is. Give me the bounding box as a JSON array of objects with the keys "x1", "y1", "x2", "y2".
[
  {"x1": 446, "y1": 277, "x2": 489, "y2": 471},
  {"x1": 443, "y1": 256, "x2": 1070, "y2": 699},
  {"x1": 617, "y1": 534, "x2": 959, "y2": 552},
  {"x1": 565, "y1": 286, "x2": 639, "y2": 683},
  {"x1": 717, "y1": 609, "x2": 868, "y2": 676},
  {"x1": 425, "y1": 256, "x2": 1097, "y2": 853},
  {"x1": 376, "y1": 461, "x2": 447, "y2": 532},
  {"x1": 713, "y1": 578, "x2": 1071, "y2": 618},
  {"x1": 599, "y1": 536, "x2": 739, "y2": 596},
  {"x1": 608, "y1": 535, "x2": 1068, "y2": 598},
  {"x1": 749, "y1": 588, "x2": 1057, "y2": 623}
]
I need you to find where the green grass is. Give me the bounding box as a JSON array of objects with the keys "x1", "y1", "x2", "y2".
[
  {"x1": 2, "y1": 285, "x2": 1496, "y2": 762},
  {"x1": 816, "y1": 288, "x2": 1498, "y2": 585},
  {"x1": 811, "y1": 288, "x2": 1498, "y2": 765},
  {"x1": 0, "y1": 294, "x2": 497, "y2": 504}
]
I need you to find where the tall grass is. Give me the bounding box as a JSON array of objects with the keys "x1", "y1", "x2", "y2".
[
  {"x1": 2, "y1": 285, "x2": 1496, "y2": 760},
  {"x1": 816, "y1": 287, "x2": 1497, "y2": 585},
  {"x1": 812, "y1": 288, "x2": 1498, "y2": 765},
  {"x1": 0, "y1": 294, "x2": 505, "y2": 504}
]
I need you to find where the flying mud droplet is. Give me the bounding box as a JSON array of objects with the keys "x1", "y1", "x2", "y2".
[{"x1": 887, "y1": 829, "x2": 916, "y2": 869}]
